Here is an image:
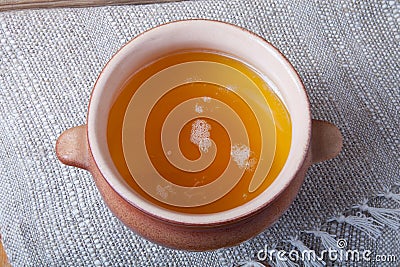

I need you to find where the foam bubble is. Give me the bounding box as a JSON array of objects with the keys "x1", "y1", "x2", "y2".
[
  {"x1": 190, "y1": 119, "x2": 212, "y2": 152},
  {"x1": 156, "y1": 184, "x2": 168, "y2": 199},
  {"x1": 195, "y1": 103, "x2": 203, "y2": 113},
  {"x1": 231, "y1": 144, "x2": 257, "y2": 171},
  {"x1": 202, "y1": 96, "x2": 211, "y2": 103}
]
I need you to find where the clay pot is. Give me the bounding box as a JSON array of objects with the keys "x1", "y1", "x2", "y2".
[{"x1": 56, "y1": 20, "x2": 342, "y2": 251}]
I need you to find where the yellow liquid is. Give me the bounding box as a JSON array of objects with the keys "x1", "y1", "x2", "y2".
[{"x1": 107, "y1": 51, "x2": 292, "y2": 214}]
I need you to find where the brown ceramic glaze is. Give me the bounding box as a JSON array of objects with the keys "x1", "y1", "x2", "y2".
[{"x1": 55, "y1": 120, "x2": 342, "y2": 251}]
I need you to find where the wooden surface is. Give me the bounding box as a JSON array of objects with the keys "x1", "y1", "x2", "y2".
[
  {"x1": 0, "y1": 239, "x2": 11, "y2": 267},
  {"x1": 0, "y1": 0, "x2": 182, "y2": 11}
]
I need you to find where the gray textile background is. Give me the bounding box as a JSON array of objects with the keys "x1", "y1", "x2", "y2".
[{"x1": 0, "y1": 0, "x2": 399, "y2": 266}]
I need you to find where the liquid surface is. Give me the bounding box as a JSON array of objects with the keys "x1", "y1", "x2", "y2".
[{"x1": 107, "y1": 51, "x2": 292, "y2": 213}]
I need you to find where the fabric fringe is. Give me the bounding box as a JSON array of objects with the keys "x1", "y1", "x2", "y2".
[
  {"x1": 274, "y1": 257, "x2": 299, "y2": 267},
  {"x1": 353, "y1": 200, "x2": 400, "y2": 230},
  {"x1": 247, "y1": 185, "x2": 400, "y2": 267},
  {"x1": 328, "y1": 213, "x2": 383, "y2": 240},
  {"x1": 238, "y1": 260, "x2": 268, "y2": 267},
  {"x1": 376, "y1": 189, "x2": 400, "y2": 205},
  {"x1": 304, "y1": 230, "x2": 341, "y2": 252},
  {"x1": 268, "y1": 249, "x2": 299, "y2": 267}
]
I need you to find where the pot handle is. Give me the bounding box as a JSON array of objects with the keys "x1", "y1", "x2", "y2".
[
  {"x1": 56, "y1": 125, "x2": 90, "y2": 170},
  {"x1": 311, "y1": 120, "x2": 343, "y2": 164}
]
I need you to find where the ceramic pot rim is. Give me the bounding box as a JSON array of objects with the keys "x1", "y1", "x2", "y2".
[{"x1": 87, "y1": 19, "x2": 311, "y2": 225}]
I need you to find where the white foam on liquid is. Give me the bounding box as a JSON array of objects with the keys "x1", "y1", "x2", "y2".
[
  {"x1": 230, "y1": 144, "x2": 257, "y2": 171},
  {"x1": 202, "y1": 96, "x2": 211, "y2": 103},
  {"x1": 195, "y1": 103, "x2": 203, "y2": 113},
  {"x1": 190, "y1": 119, "x2": 212, "y2": 152}
]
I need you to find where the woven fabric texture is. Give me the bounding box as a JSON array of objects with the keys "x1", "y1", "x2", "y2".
[{"x1": 0, "y1": 0, "x2": 399, "y2": 266}]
